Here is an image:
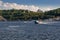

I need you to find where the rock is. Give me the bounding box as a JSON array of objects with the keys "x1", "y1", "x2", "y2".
[{"x1": 0, "y1": 16, "x2": 7, "y2": 21}]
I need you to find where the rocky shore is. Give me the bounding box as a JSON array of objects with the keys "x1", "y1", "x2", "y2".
[{"x1": 0, "y1": 16, "x2": 7, "y2": 21}]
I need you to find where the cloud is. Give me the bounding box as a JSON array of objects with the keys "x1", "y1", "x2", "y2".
[
  {"x1": 0, "y1": 1, "x2": 40, "y2": 12},
  {"x1": 40, "y1": 7, "x2": 53, "y2": 11},
  {"x1": 0, "y1": 0, "x2": 58, "y2": 12}
]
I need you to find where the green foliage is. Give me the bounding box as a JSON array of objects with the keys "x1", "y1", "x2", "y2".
[
  {"x1": 0, "y1": 9, "x2": 43, "y2": 21},
  {"x1": 44, "y1": 8, "x2": 60, "y2": 18},
  {"x1": 0, "y1": 8, "x2": 60, "y2": 21}
]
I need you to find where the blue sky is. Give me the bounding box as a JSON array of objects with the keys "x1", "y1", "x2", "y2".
[
  {"x1": 2, "y1": 0, "x2": 60, "y2": 6},
  {"x1": 0, "y1": 0, "x2": 60, "y2": 11}
]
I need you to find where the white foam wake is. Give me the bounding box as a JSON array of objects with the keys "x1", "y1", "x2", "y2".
[{"x1": 36, "y1": 21, "x2": 58, "y2": 24}]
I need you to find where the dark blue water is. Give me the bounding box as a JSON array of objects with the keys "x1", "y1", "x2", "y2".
[{"x1": 0, "y1": 21, "x2": 60, "y2": 40}]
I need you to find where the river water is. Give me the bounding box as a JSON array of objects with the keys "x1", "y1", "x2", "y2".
[{"x1": 0, "y1": 21, "x2": 60, "y2": 40}]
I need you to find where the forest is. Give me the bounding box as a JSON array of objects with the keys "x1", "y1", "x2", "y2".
[{"x1": 0, "y1": 8, "x2": 60, "y2": 21}]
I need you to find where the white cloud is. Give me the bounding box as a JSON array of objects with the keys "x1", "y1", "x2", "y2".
[
  {"x1": 0, "y1": 0, "x2": 59, "y2": 12},
  {"x1": 41, "y1": 7, "x2": 53, "y2": 12},
  {"x1": 0, "y1": 1, "x2": 40, "y2": 12}
]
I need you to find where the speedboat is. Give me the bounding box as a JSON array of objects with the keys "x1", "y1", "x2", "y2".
[{"x1": 35, "y1": 21, "x2": 48, "y2": 24}]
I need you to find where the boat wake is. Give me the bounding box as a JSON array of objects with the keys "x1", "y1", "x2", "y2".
[{"x1": 35, "y1": 21, "x2": 58, "y2": 24}]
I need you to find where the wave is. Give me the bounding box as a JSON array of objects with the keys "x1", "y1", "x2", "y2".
[{"x1": 8, "y1": 25, "x2": 20, "y2": 27}]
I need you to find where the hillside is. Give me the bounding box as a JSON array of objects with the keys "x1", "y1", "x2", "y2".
[
  {"x1": 44, "y1": 8, "x2": 60, "y2": 19},
  {"x1": 0, "y1": 9, "x2": 43, "y2": 21},
  {"x1": 0, "y1": 8, "x2": 60, "y2": 21}
]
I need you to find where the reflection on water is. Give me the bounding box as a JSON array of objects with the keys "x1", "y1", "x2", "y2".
[{"x1": 0, "y1": 21, "x2": 60, "y2": 40}]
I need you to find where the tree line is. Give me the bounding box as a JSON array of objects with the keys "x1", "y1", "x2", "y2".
[{"x1": 0, "y1": 8, "x2": 60, "y2": 21}]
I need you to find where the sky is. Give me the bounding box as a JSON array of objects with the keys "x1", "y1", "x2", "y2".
[{"x1": 0, "y1": 0, "x2": 60, "y2": 12}]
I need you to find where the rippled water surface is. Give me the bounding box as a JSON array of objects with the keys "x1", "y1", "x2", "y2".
[{"x1": 0, "y1": 21, "x2": 60, "y2": 40}]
